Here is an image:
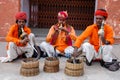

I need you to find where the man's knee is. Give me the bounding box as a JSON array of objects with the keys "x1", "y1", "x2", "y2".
[
  {"x1": 64, "y1": 46, "x2": 74, "y2": 54},
  {"x1": 40, "y1": 42, "x2": 48, "y2": 48},
  {"x1": 103, "y1": 45, "x2": 113, "y2": 50},
  {"x1": 82, "y1": 42, "x2": 91, "y2": 47},
  {"x1": 64, "y1": 46, "x2": 74, "y2": 58},
  {"x1": 29, "y1": 33, "x2": 35, "y2": 38},
  {"x1": 8, "y1": 42, "x2": 16, "y2": 48}
]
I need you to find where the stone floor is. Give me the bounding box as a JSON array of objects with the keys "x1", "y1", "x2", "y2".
[
  {"x1": 0, "y1": 57, "x2": 120, "y2": 80},
  {"x1": 0, "y1": 28, "x2": 120, "y2": 80},
  {"x1": 0, "y1": 39, "x2": 120, "y2": 80}
]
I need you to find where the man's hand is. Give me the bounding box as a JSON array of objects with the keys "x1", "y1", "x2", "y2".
[
  {"x1": 58, "y1": 27, "x2": 69, "y2": 34},
  {"x1": 20, "y1": 37, "x2": 29, "y2": 45},
  {"x1": 72, "y1": 47, "x2": 80, "y2": 57},
  {"x1": 100, "y1": 36, "x2": 110, "y2": 45}
]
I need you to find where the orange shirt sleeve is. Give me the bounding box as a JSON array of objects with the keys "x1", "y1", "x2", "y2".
[
  {"x1": 104, "y1": 25, "x2": 114, "y2": 44},
  {"x1": 24, "y1": 26, "x2": 31, "y2": 35},
  {"x1": 6, "y1": 25, "x2": 20, "y2": 44},
  {"x1": 46, "y1": 25, "x2": 55, "y2": 42},
  {"x1": 69, "y1": 27, "x2": 77, "y2": 41},
  {"x1": 74, "y1": 24, "x2": 114, "y2": 48},
  {"x1": 74, "y1": 26, "x2": 93, "y2": 48},
  {"x1": 6, "y1": 24, "x2": 31, "y2": 45}
]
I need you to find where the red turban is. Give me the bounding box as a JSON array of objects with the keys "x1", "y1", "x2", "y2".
[
  {"x1": 15, "y1": 12, "x2": 27, "y2": 20},
  {"x1": 58, "y1": 11, "x2": 68, "y2": 19},
  {"x1": 95, "y1": 10, "x2": 108, "y2": 18}
]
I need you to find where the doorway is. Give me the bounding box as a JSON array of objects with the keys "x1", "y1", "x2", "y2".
[{"x1": 29, "y1": 0, "x2": 95, "y2": 30}]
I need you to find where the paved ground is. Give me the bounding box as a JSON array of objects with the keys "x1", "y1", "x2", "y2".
[
  {"x1": 0, "y1": 38, "x2": 120, "y2": 80},
  {"x1": 0, "y1": 28, "x2": 120, "y2": 80}
]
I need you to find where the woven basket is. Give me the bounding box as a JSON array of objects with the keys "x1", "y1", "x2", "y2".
[
  {"x1": 43, "y1": 57, "x2": 59, "y2": 73},
  {"x1": 64, "y1": 68, "x2": 84, "y2": 76},
  {"x1": 43, "y1": 65, "x2": 59, "y2": 73},
  {"x1": 20, "y1": 67, "x2": 39, "y2": 76},
  {"x1": 64, "y1": 59, "x2": 84, "y2": 76},
  {"x1": 66, "y1": 59, "x2": 84, "y2": 70},
  {"x1": 45, "y1": 57, "x2": 59, "y2": 67},
  {"x1": 21, "y1": 58, "x2": 39, "y2": 69},
  {"x1": 20, "y1": 58, "x2": 40, "y2": 76}
]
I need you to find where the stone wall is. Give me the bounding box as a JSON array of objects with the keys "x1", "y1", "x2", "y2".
[
  {"x1": 0, "y1": 0, "x2": 120, "y2": 43},
  {"x1": 97, "y1": 0, "x2": 120, "y2": 44},
  {"x1": 0, "y1": 0, "x2": 20, "y2": 41}
]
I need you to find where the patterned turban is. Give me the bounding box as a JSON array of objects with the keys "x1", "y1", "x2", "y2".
[
  {"x1": 58, "y1": 11, "x2": 68, "y2": 19},
  {"x1": 95, "y1": 9, "x2": 108, "y2": 18},
  {"x1": 15, "y1": 12, "x2": 27, "y2": 20}
]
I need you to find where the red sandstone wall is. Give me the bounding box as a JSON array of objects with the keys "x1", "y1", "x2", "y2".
[
  {"x1": 97, "y1": 0, "x2": 120, "y2": 43},
  {"x1": 0, "y1": 0, "x2": 20, "y2": 41},
  {"x1": 0, "y1": 0, "x2": 120, "y2": 43}
]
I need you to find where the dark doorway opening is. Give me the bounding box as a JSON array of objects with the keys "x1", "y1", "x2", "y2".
[{"x1": 29, "y1": 0, "x2": 95, "y2": 30}]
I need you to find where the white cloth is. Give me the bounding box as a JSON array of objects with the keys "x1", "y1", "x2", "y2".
[
  {"x1": 40, "y1": 42, "x2": 75, "y2": 57},
  {"x1": 39, "y1": 42, "x2": 60, "y2": 57},
  {"x1": 0, "y1": 33, "x2": 35, "y2": 63},
  {"x1": 82, "y1": 42, "x2": 113, "y2": 63}
]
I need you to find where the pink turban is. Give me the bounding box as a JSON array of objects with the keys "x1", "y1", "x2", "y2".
[
  {"x1": 58, "y1": 11, "x2": 68, "y2": 19},
  {"x1": 15, "y1": 12, "x2": 27, "y2": 20},
  {"x1": 95, "y1": 9, "x2": 108, "y2": 18}
]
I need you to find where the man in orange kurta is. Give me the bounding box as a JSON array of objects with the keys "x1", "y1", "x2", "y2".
[
  {"x1": 40, "y1": 11, "x2": 77, "y2": 57},
  {"x1": 0, "y1": 12, "x2": 36, "y2": 62},
  {"x1": 73, "y1": 9, "x2": 115, "y2": 66}
]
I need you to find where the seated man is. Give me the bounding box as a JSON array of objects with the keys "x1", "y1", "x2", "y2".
[
  {"x1": 72, "y1": 9, "x2": 116, "y2": 68},
  {"x1": 0, "y1": 12, "x2": 36, "y2": 62},
  {"x1": 40, "y1": 11, "x2": 77, "y2": 57}
]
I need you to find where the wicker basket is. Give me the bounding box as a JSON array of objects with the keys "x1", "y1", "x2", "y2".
[
  {"x1": 45, "y1": 57, "x2": 59, "y2": 67},
  {"x1": 64, "y1": 67, "x2": 84, "y2": 76},
  {"x1": 21, "y1": 58, "x2": 39, "y2": 69},
  {"x1": 43, "y1": 57, "x2": 59, "y2": 73},
  {"x1": 20, "y1": 67, "x2": 39, "y2": 76},
  {"x1": 66, "y1": 59, "x2": 84, "y2": 70},
  {"x1": 20, "y1": 58, "x2": 40, "y2": 76},
  {"x1": 64, "y1": 59, "x2": 84, "y2": 76},
  {"x1": 44, "y1": 65, "x2": 59, "y2": 73}
]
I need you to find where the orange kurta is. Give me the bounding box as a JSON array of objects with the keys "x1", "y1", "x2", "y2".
[
  {"x1": 6, "y1": 24, "x2": 31, "y2": 47},
  {"x1": 46, "y1": 24, "x2": 77, "y2": 53},
  {"x1": 74, "y1": 24, "x2": 114, "y2": 52}
]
